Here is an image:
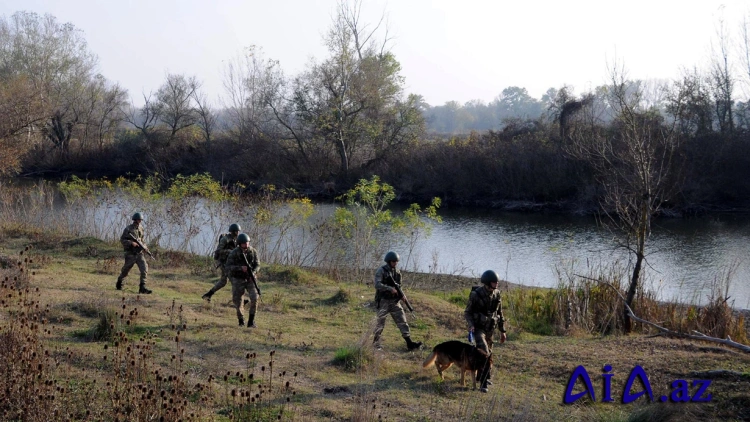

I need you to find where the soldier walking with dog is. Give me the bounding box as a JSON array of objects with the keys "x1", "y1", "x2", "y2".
[
  {"x1": 465, "y1": 270, "x2": 506, "y2": 393},
  {"x1": 224, "y1": 233, "x2": 261, "y2": 328},
  {"x1": 116, "y1": 212, "x2": 152, "y2": 294},
  {"x1": 202, "y1": 223, "x2": 241, "y2": 301},
  {"x1": 372, "y1": 251, "x2": 423, "y2": 351}
]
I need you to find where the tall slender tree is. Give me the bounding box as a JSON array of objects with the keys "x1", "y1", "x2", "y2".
[{"x1": 567, "y1": 65, "x2": 685, "y2": 333}]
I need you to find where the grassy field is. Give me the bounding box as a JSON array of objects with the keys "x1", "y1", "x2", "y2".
[{"x1": 1, "y1": 230, "x2": 749, "y2": 421}]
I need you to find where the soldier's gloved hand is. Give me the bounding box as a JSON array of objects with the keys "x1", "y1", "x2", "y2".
[
  {"x1": 390, "y1": 288, "x2": 397, "y2": 295},
  {"x1": 241, "y1": 266, "x2": 248, "y2": 272},
  {"x1": 131, "y1": 241, "x2": 139, "y2": 247},
  {"x1": 499, "y1": 332, "x2": 507, "y2": 344}
]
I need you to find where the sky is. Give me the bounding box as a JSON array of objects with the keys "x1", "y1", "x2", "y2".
[{"x1": 2, "y1": 0, "x2": 749, "y2": 107}]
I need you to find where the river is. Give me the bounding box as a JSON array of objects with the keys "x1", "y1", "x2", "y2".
[
  {"x1": 43, "y1": 191, "x2": 750, "y2": 308},
  {"x1": 402, "y1": 207, "x2": 750, "y2": 308}
]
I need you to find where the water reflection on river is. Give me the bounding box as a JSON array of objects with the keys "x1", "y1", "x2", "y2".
[
  {"x1": 87, "y1": 198, "x2": 750, "y2": 308},
  {"x1": 393, "y1": 207, "x2": 750, "y2": 308}
]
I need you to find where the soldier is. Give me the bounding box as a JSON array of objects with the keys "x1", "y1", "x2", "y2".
[
  {"x1": 373, "y1": 251, "x2": 422, "y2": 351},
  {"x1": 224, "y1": 233, "x2": 261, "y2": 327},
  {"x1": 464, "y1": 270, "x2": 507, "y2": 393},
  {"x1": 116, "y1": 212, "x2": 151, "y2": 294},
  {"x1": 202, "y1": 223, "x2": 242, "y2": 301}
]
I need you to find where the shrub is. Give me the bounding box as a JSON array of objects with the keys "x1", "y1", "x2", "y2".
[
  {"x1": 333, "y1": 346, "x2": 371, "y2": 372},
  {"x1": 324, "y1": 287, "x2": 351, "y2": 305}
]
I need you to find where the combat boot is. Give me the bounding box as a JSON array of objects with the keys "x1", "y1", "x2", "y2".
[
  {"x1": 138, "y1": 285, "x2": 152, "y2": 294},
  {"x1": 373, "y1": 335, "x2": 382, "y2": 351},
  {"x1": 476, "y1": 374, "x2": 493, "y2": 386},
  {"x1": 201, "y1": 291, "x2": 213, "y2": 302},
  {"x1": 476, "y1": 377, "x2": 493, "y2": 386},
  {"x1": 238, "y1": 316, "x2": 245, "y2": 327},
  {"x1": 247, "y1": 314, "x2": 257, "y2": 328},
  {"x1": 404, "y1": 336, "x2": 423, "y2": 351},
  {"x1": 479, "y1": 382, "x2": 489, "y2": 393},
  {"x1": 115, "y1": 278, "x2": 123, "y2": 290}
]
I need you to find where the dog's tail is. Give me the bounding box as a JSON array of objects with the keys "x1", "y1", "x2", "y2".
[{"x1": 422, "y1": 351, "x2": 438, "y2": 368}]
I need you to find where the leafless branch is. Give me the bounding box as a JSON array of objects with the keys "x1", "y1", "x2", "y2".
[{"x1": 577, "y1": 275, "x2": 750, "y2": 353}]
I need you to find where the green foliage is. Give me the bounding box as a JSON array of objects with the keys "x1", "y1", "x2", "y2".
[
  {"x1": 505, "y1": 288, "x2": 557, "y2": 336},
  {"x1": 332, "y1": 345, "x2": 371, "y2": 372},
  {"x1": 166, "y1": 173, "x2": 229, "y2": 201},
  {"x1": 333, "y1": 175, "x2": 441, "y2": 273},
  {"x1": 113, "y1": 174, "x2": 163, "y2": 202},
  {"x1": 410, "y1": 318, "x2": 429, "y2": 330},
  {"x1": 393, "y1": 198, "x2": 442, "y2": 237},
  {"x1": 447, "y1": 290, "x2": 469, "y2": 307},
  {"x1": 264, "y1": 264, "x2": 329, "y2": 286},
  {"x1": 58, "y1": 176, "x2": 114, "y2": 202},
  {"x1": 336, "y1": 175, "x2": 396, "y2": 235},
  {"x1": 324, "y1": 287, "x2": 351, "y2": 305},
  {"x1": 89, "y1": 309, "x2": 118, "y2": 341}
]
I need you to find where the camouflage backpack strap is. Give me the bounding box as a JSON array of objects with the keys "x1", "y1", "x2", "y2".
[
  {"x1": 380, "y1": 265, "x2": 399, "y2": 299},
  {"x1": 392, "y1": 269, "x2": 402, "y2": 285},
  {"x1": 213, "y1": 233, "x2": 226, "y2": 260},
  {"x1": 475, "y1": 285, "x2": 490, "y2": 311},
  {"x1": 473, "y1": 286, "x2": 495, "y2": 329},
  {"x1": 222, "y1": 233, "x2": 237, "y2": 251}
]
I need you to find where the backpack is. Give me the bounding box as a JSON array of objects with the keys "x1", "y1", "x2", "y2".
[{"x1": 213, "y1": 233, "x2": 227, "y2": 260}]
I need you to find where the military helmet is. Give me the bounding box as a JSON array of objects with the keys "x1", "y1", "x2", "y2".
[
  {"x1": 384, "y1": 251, "x2": 400, "y2": 263},
  {"x1": 237, "y1": 233, "x2": 250, "y2": 244},
  {"x1": 228, "y1": 223, "x2": 241, "y2": 232},
  {"x1": 481, "y1": 270, "x2": 500, "y2": 286},
  {"x1": 132, "y1": 212, "x2": 143, "y2": 221}
]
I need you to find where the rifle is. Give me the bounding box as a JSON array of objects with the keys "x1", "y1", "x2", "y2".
[
  {"x1": 127, "y1": 233, "x2": 154, "y2": 260},
  {"x1": 386, "y1": 273, "x2": 414, "y2": 313},
  {"x1": 240, "y1": 252, "x2": 261, "y2": 296}
]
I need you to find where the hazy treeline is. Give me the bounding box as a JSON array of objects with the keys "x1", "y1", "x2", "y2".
[
  {"x1": 1, "y1": 7, "x2": 750, "y2": 212},
  {"x1": 422, "y1": 86, "x2": 552, "y2": 134}
]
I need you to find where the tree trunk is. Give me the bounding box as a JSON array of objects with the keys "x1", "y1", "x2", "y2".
[
  {"x1": 336, "y1": 133, "x2": 349, "y2": 175},
  {"x1": 624, "y1": 251, "x2": 643, "y2": 333},
  {"x1": 625, "y1": 199, "x2": 649, "y2": 333}
]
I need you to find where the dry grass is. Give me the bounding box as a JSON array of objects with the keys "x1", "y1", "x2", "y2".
[{"x1": 0, "y1": 231, "x2": 748, "y2": 421}]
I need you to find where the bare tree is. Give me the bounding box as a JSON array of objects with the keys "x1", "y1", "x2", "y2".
[
  {"x1": 192, "y1": 89, "x2": 216, "y2": 145},
  {"x1": 0, "y1": 12, "x2": 98, "y2": 159},
  {"x1": 0, "y1": 75, "x2": 46, "y2": 174},
  {"x1": 567, "y1": 64, "x2": 685, "y2": 333},
  {"x1": 92, "y1": 81, "x2": 128, "y2": 152},
  {"x1": 155, "y1": 73, "x2": 200, "y2": 146},
  {"x1": 666, "y1": 68, "x2": 713, "y2": 136},
  {"x1": 124, "y1": 92, "x2": 161, "y2": 141},
  {"x1": 741, "y1": 13, "x2": 750, "y2": 96},
  {"x1": 709, "y1": 15, "x2": 735, "y2": 134},
  {"x1": 275, "y1": 0, "x2": 422, "y2": 178},
  {"x1": 221, "y1": 46, "x2": 281, "y2": 143}
]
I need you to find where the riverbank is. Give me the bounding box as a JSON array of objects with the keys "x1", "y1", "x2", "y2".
[{"x1": 1, "y1": 229, "x2": 748, "y2": 421}]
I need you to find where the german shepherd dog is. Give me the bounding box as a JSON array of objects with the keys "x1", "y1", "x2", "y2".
[{"x1": 422, "y1": 340, "x2": 491, "y2": 389}]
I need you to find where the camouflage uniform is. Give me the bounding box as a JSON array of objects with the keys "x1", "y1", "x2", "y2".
[
  {"x1": 116, "y1": 223, "x2": 149, "y2": 291},
  {"x1": 203, "y1": 232, "x2": 239, "y2": 299},
  {"x1": 225, "y1": 245, "x2": 260, "y2": 326},
  {"x1": 464, "y1": 284, "x2": 506, "y2": 387},
  {"x1": 372, "y1": 264, "x2": 413, "y2": 349}
]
